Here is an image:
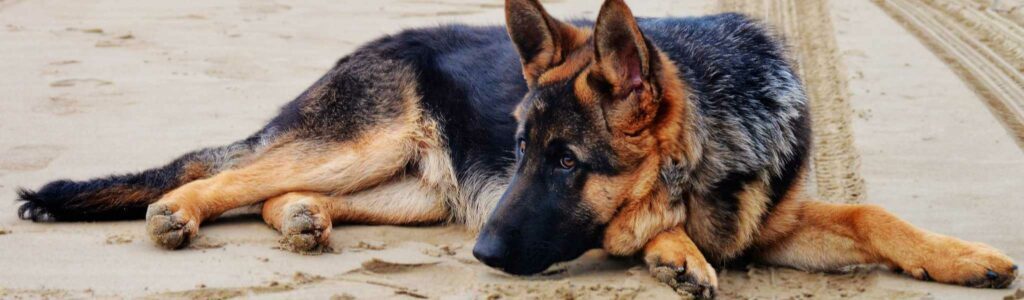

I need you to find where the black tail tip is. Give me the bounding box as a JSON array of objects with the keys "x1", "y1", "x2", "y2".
[
  {"x1": 16, "y1": 179, "x2": 152, "y2": 222},
  {"x1": 16, "y1": 186, "x2": 61, "y2": 223}
]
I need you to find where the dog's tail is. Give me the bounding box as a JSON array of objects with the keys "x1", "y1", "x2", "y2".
[{"x1": 16, "y1": 131, "x2": 274, "y2": 222}]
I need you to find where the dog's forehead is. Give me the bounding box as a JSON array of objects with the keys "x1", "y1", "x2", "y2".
[
  {"x1": 526, "y1": 83, "x2": 586, "y2": 132},
  {"x1": 535, "y1": 45, "x2": 595, "y2": 86},
  {"x1": 523, "y1": 86, "x2": 611, "y2": 159}
]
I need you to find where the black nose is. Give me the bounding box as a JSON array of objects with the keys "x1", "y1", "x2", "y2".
[{"x1": 473, "y1": 232, "x2": 508, "y2": 268}]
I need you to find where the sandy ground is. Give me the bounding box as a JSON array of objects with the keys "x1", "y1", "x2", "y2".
[{"x1": 1, "y1": 0, "x2": 1022, "y2": 299}]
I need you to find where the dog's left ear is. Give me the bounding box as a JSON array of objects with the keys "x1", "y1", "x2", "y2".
[
  {"x1": 505, "y1": 0, "x2": 583, "y2": 85},
  {"x1": 591, "y1": 0, "x2": 659, "y2": 136}
]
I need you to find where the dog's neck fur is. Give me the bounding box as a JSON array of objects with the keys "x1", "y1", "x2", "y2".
[
  {"x1": 599, "y1": 48, "x2": 708, "y2": 256},
  {"x1": 649, "y1": 49, "x2": 708, "y2": 207}
]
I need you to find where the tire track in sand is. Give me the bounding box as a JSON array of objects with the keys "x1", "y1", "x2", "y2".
[
  {"x1": 718, "y1": 0, "x2": 866, "y2": 204},
  {"x1": 874, "y1": 0, "x2": 1024, "y2": 151}
]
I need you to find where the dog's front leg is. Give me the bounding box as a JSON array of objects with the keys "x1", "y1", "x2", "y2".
[{"x1": 643, "y1": 226, "x2": 718, "y2": 298}]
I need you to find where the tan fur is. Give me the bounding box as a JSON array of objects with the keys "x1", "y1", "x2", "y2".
[
  {"x1": 179, "y1": 161, "x2": 210, "y2": 182},
  {"x1": 460, "y1": 170, "x2": 511, "y2": 231},
  {"x1": 506, "y1": 0, "x2": 590, "y2": 86},
  {"x1": 532, "y1": 20, "x2": 696, "y2": 258},
  {"x1": 553, "y1": 6, "x2": 697, "y2": 257},
  {"x1": 648, "y1": 51, "x2": 699, "y2": 166},
  {"x1": 329, "y1": 176, "x2": 447, "y2": 225},
  {"x1": 535, "y1": 33, "x2": 594, "y2": 86},
  {"x1": 643, "y1": 226, "x2": 718, "y2": 295},
  {"x1": 529, "y1": 26, "x2": 588, "y2": 83},
  {"x1": 512, "y1": 104, "x2": 526, "y2": 122},
  {"x1": 412, "y1": 119, "x2": 461, "y2": 224},
  {"x1": 262, "y1": 191, "x2": 333, "y2": 251},
  {"x1": 725, "y1": 176, "x2": 771, "y2": 257},
  {"x1": 262, "y1": 178, "x2": 448, "y2": 228},
  {"x1": 262, "y1": 192, "x2": 321, "y2": 231},
  {"x1": 154, "y1": 124, "x2": 415, "y2": 221},
  {"x1": 752, "y1": 169, "x2": 809, "y2": 247},
  {"x1": 145, "y1": 81, "x2": 460, "y2": 248},
  {"x1": 94, "y1": 186, "x2": 160, "y2": 208},
  {"x1": 572, "y1": 70, "x2": 600, "y2": 106},
  {"x1": 756, "y1": 199, "x2": 1018, "y2": 287},
  {"x1": 592, "y1": 156, "x2": 686, "y2": 256},
  {"x1": 260, "y1": 177, "x2": 448, "y2": 251},
  {"x1": 591, "y1": 1, "x2": 650, "y2": 95},
  {"x1": 679, "y1": 174, "x2": 773, "y2": 262},
  {"x1": 573, "y1": 26, "x2": 697, "y2": 259}
]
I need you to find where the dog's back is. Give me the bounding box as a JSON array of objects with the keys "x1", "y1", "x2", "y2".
[{"x1": 644, "y1": 13, "x2": 809, "y2": 179}]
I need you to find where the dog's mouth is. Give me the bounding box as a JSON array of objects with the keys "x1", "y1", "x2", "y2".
[
  {"x1": 492, "y1": 262, "x2": 553, "y2": 276},
  {"x1": 475, "y1": 249, "x2": 556, "y2": 275},
  {"x1": 474, "y1": 242, "x2": 593, "y2": 276}
]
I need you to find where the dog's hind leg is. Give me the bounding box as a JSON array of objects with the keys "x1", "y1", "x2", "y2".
[
  {"x1": 755, "y1": 199, "x2": 1018, "y2": 288},
  {"x1": 145, "y1": 119, "x2": 431, "y2": 249},
  {"x1": 262, "y1": 191, "x2": 335, "y2": 252},
  {"x1": 327, "y1": 176, "x2": 448, "y2": 225},
  {"x1": 262, "y1": 176, "x2": 448, "y2": 251}
]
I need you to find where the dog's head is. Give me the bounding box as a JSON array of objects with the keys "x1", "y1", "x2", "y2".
[{"x1": 474, "y1": 0, "x2": 692, "y2": 275}]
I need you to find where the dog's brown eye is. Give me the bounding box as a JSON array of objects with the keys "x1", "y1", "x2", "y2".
[
  {"x1": 518, "y1": 139, "x2": 526, "y2": 154},
  {"x1": 559, "y1": 153, "x2": 576, "y2": 169}
]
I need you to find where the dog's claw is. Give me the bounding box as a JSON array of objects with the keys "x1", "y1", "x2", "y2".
[
  {"x1": 279, "y1": 202, "x2": 331, "y2": 253},
  {"x1": 648, "y1": 258, "x2": 718, "y2": 299},
  {"x1": 145, "y1": 203, "x2": 197, "y2": 249}
]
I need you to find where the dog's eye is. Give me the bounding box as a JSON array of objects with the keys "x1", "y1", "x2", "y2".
[
  {"x1": 517, "y1": 139, "x2": 526, "y2": 155},
  {"x1": 559, "y1": 153, "x2": 576, "y2": 170}
]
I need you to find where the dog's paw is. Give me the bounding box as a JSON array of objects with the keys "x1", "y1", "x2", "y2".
[
  {"x1": 646, "y1": 253, "x2": 718, "y2": 298},
  {"x1": 145, "y1": 202, "x2": 199, "y2": 249},
  {"x1": 280, "y1": 202, "x2": 332, "y2": 253},
  {"x1": 898, "y1": 236, "x2": 1017, "y2": 288}
]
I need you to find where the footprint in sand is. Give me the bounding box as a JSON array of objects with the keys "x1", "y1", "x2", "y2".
[
  {"x1": 63, "y1": 27, "x2": 137, "y2": 47},
  {"x1": 95, "y1": 34, "x2": 135, "y2": 48},
  {"x1": 359, "y1": 258, "x2": 441, "y2": 274},
  {"x1": 66, "y1": 27, "x2": 105, "y2": 34},
  {"x1": 50, "y1": 78, "x2": 112, "y2": 88},
  {"x1": 104, "y1": 234, "x2": 133, "y2": 245},
  {"x1": 240, "y1": 0, "x2": 291, "y2": 15},
  {"x1": 203, "y1": 55, "x2": 267, "y2": 80},
  {"x1": 179, "y1": 14, "x2": 207, "y2": 20},
  {"x1": 49, "y1": 60, "x2": 80, "y2": 66},
  {"x1": 396, "y1": 10, "x2": 481, "y2": 18},
  {"x1": 33, "y1": 95, "x2": 83, "y2": 116},
  {"x1": 0, "y1": 145, "x2": 65, "y2": 172}
]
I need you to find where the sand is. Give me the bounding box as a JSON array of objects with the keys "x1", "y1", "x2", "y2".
[
  {"x1": 873, "y1": 0, "x2": 1024, "y2": 149},
  {"x1": 0, "y1": 0, "x2": 1022, "y2": 299},
  {"x1": 718, "y1": 0, "x2": 868, "y2": 204}
]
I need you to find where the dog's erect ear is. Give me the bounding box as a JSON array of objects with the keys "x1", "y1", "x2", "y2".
[
  {"x1": 592, "y1": 0, "x2": 659, "y2": 136},
  {"x1": 505, "y1": 0, "x2": 582, "y2": 85},
  {"x1": 593, "y1": 0, "x2": 651, "y2": 94}
]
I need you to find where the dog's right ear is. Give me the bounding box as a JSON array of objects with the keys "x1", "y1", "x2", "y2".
[{"x1": 506, "y1": 0, "x2": 582, "y2": 86}]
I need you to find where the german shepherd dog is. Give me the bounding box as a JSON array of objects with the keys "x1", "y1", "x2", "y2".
[{"x1": 16, "y1": 0, "x2": 1017, "y2": 297}]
